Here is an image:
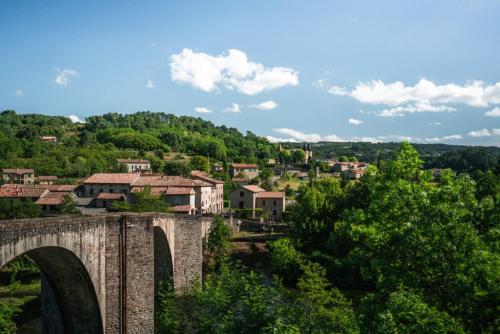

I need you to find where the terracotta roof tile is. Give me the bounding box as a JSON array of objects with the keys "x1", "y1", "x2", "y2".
[
  {"x1": 133, "y1": 175, "x2": 211, "y2": 187},
  {"x1": 84, "y1": 173, "x2": 140, "y2": 184},
  {"x1": 241, "y1": 185, "x2": 266, "y2": 193},
  {"x1": 3, "y1": 168, "x2": 34, "y2": 174},
  {"x1": 35, "y1": 197, "x2": 63, "y2": 206},
  {"x1": 190, "y1": 171, "x2": 224, "y2": 184},
  {"x1": 170, "y1": 205, "x2": 194, "y2": 213},
  {"x1": 96, "y1": 192, "x2": 125, "y2": 200},
  {"x1": 165, "y1": 187, "x2": 195, "y2": 195},
  {"x1": 256, "y1": 191, "x2": 285, "y2": 198}
]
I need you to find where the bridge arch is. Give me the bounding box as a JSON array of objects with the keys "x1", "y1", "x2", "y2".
[
  {"x1": 153, "y1": 226, "x2": 174, "y2": 313},
  {"x1": 3, "y1": 246, "x2": 103, "y2": 334}
]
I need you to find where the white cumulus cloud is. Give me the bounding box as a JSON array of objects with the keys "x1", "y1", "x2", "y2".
[
  {"x1": 424, "y1": 134, "x2": 463, "y2": 142},
  {"x1": 170, "y1": 48, "x2": 299, "y2": 95},
  {"x1": 468, "y1": 129, "x2": 491, "y2": 137},
  {"x1": 348, "y1": 118, "x2": 364, "y2": 125},
  {"x1": 250, "y1": 100, "x2": 278, "y2": 110},
  {"x1": 328, "y1": 85, "x2": 348, "y2": 96},
  {"x1": 224, "y1": 103, "x2": 241, "y2": 113},
  {"x1": 146, "y1": 79, "x2": 156, "y2": 88},
  {"x1": 68, "y1": 115, "x2": 85, "y2": 123},
  {"x1": 15, "y1": 89, "x2": 23, "y2": 97},
  {"x1": 493, "y1": 129, "x2": 500, "y2": 136},
  {"x1": 269, "y1": 128, "x2": 470, "y2": 144},
  {"x1": 328, "y1": 78, "x2": 500, "y2": 117},
  {"x1": 274, "y1": 128, "x2": 345, "y2": 143},
  {"x1": 55, "y1": 68, "x2": 79, "y2": 86},
  {"x1": 194, "y1": 106, "x2": 212, "y2": 113},
  {"x1": 484, "y1": 107, "x2": 500, "y2": 117},
  {"x1": 377, "y1": 103, "x2": 456, "y2": 117}
]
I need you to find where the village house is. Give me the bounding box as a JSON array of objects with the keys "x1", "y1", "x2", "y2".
[
  {"x1": 230, "y1": 185, "x2": 286, "y2": 220},
  {"x1": 333, "y1": 162, "x2": 369, "y2": 180},
  {"x1": 81, "y1": 172, "x2": 222, "y2": 214},
  {"x1": 82, "y1": 173, "x2": 139, "y2": 198},
  {"x1": 0, "y1": 184, "x2": 78, "y2": 211},
  {"x1": 40, "y1": 135, "x2": 57, "y2": 143},
  {"x1": 230, "y1": 163, "x2": 259, "y2": 181},
  {"x1": 2, "y1": 168, "x2": 35, "y2": 184},
  {"x1": 190, "y1": 171, "x2": 224, "y2": 213},
  {"x1": 131, "y1": 175, "x2": 214, "y2": 214},
  {"x1": 116, "y1": 159, "x2": 152, "y2": 174},
  {"x1": 332, "y1": 162, "x2": 354, "y2": 173}
]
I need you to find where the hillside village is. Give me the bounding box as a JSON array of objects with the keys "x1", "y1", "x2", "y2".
[{"x1": 1, "y1": 146, "x2": 370, "y2": 221}]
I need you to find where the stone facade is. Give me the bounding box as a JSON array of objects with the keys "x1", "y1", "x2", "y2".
[
  {"x1": 0, "y1": 213, "x2": 209, "y2": 333},
  {"x1": 2, "y1": 168, "x2": 35, "y2": 184},
  {"x1": 230, "y1": 163, "x2": 259, "y2": 180}
]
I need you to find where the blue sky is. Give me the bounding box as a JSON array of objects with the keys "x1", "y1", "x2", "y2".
[{"x1": 1, "y1": 0, "x2": 499, "y2": 146}]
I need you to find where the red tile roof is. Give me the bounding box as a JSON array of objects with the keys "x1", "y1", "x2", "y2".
[
  {"x1": 170, "y1": 205, "x2": 194, "y2": 213},
  {"x1": 165, "y1": 187, "x2": 195, "y2": 195},
  {"x1": 35, "y1": 197, "x2": 63, "y2": 206},
  {"x1": 256, "y1": 191, "x2": 285, "y2": 199},
  {"x1": 0, "y1": 186, "x2": 48, "y2": 198},
  {"x1": 190, "y1": 171, "x2": 224, "y2": 184},
  {"x1": 232, "y1": 163, "x2": 258, "y2": 169},
  {"x1": 3, "y1": 168, "x2": 34, "y2": 174},
  {"x1": 96, "y1": 192, "x2": 125, "y2": 200},
  {"x1": 241, "y1": 185, "x2": 265, "y2": 193},
  {"x1": 84, "y1": 173, "x2": 140, "y2": 184},
  {"x1": 133, "y1": 175, "x2": 211, "y2": 187}
]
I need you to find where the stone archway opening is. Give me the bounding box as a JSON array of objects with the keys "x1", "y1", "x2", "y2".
[
  {"x1": 153, "y1": 226, "x2": 174, "y2": 311},
  {"x1": 1, "y1": 247, "x2": 103, "y2": 334}
]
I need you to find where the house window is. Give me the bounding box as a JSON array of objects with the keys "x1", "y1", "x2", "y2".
[
  {"x1": 263, "y1": 200, "x2": 266, "y2": 205},
  {"x1": 90, "y1": 188, "x2": 94, "y2": 195},
  {"x1": 99, "y1": 188, "x2": 103, "y2": 193},
  {"x1": 240, "y1": 191, "x2": 244, "y2": 197},
  {"x1": 103, "y1": 200, "x2": 107, "y2": 207},
  {"x1": 273, "y1": 209, "x2": 277, "y2": 216},
  {"x1": 110, "y1": 189, "x2": 114, "y2": 193},
  {"x1": 273, "y1": 200, "x2": 277, "y2": 206},
  {"x1": 239, "y1": 201, "x2": 244, "y2": 209}
]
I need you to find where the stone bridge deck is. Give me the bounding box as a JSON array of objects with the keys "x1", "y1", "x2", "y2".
[{"x1": 0, "y1": 213, "x2": 212, "y2": 334}]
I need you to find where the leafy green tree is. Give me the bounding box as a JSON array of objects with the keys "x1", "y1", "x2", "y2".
[
  {"x1": 338, "y1": 156, "x2": 349, "y2": 162},
  {"x1": 156, "y1": 261, "x2": 285, "y2": 334},
  {"x1": 164, "y1": 160, "x2": 191, "y2": 177},
  {"x1": 0, "y1": 301, "x2": 19, "y2": 334},
  {"x1": 268, "y1": 238, "x2": 304, "y2": 285},
  {"x1": 336, "y1": 142, "x2": 499, "y2": 332},
  {"x1": 206, "y1": 215, "x2": 232, "y2": 267},
  {"x1": 0, "y1": 198, "x2": 42, "y2": 219},
  {"x1": 109, "y1": 187, "x2": 170, "y2": 213},
  {"x1": 293, "y1": 149, "x2": 306, "y2": 163},
  {"x1": 191, "y1": 155, "x2": 209, "y2": 173},
  {"x1": 291, "y1": 262, "x2": 359, "y2": 334},
  {"x1": 287, "y1": 177, "x2": 344, "y2": 251},
  {"x1": 56, "y1": 195, "x2": 80, "y2": 214},
  {"x1": 360, "y1": 290, "x2": 465, "y2": 334}
]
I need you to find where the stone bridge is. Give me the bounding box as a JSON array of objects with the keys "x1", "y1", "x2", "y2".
[{"x1": 0, "y1": 213, "x2": 212, "y2": 334}]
